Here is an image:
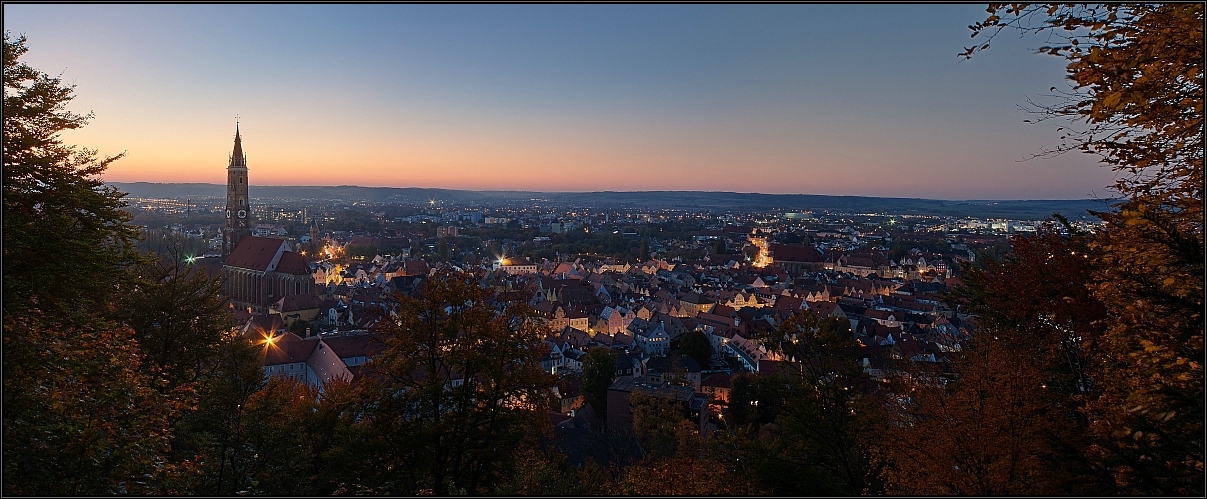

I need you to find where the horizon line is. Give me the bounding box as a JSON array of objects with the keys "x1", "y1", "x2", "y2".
[{"x1": 105, "y1": 181, "x2": 1117, "y2": 203}]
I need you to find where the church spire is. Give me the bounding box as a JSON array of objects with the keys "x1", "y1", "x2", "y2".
[
  {"x1": 223, "y1": 120, "x2": 251, "y2": 257},
  {"x1": 230, "y1": 122, "x2": 246, "y2": 168}
]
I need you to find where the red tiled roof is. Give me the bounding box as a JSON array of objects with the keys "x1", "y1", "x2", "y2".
[
  {"x1": 532, "y1": 301, "x2": 557, "y2": 315},
  {"x1": 773, "y1": 295, "x2": 804, "y2": 312},
  {"x1": 770, "y1": 243, "x2": 823, "y2": 263},
  {"x1": 810, "y1": 301, "x2": 840, "y2": 318},
  {"x1": 864, "y1": 308, "x2": 898, "y2": 321},
  {"x1": 557, "y1": 375, "x2": 583, "y2": 398},
  {"x1": 232, "y1": 308, "x2": 254, "y2": 324},
  {"x1": 404, "y1": 260, "x2": 429, "y2": 276},
  {"x1": 560, "y1": 326, "x2": 592, "y2": 348},
  {"x1": 680, "y1": 292, "x2": 713, "y2": 305},
  {"x1": 838, "y1": 251, "x2": 891, "y2": 268},
  {"x1": 225, "y1": 236, "x2": 288, "y2": 271},
  {"x1": 262, "y1": 333, "x2": 317, "y2": 366},
  {"x1": 275, "y1": 294, "x2": 324, "y2": 313},
  {"x1": 348, "y1": 235, "x2": 379, "y2": 246},
  {"x1": 711, "y1": 304, "x2": 737, "y2": 317},
  {"x1": 322, "y1": 333, "x2": 383, "y2": 359},
  {"x1": 243, "y1": 314, "x2": 287, "y2": 338},
  {"x1": 701, "y1": 373, "x2": 732, "y2": 389},
  {"x1": 275, "y1": 250, "x2": 309, "y2": 275},
  {"x1": 757, "y1": 359, "x2": 784, "y2": 374},
  {"x1": 696, "y1": 312, "x2": 734, "y2": 329}
]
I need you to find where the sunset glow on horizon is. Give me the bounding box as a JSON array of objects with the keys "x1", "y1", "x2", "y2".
[{"x1": 6, "y1": 4, "x2": 1119, "y2": 200}]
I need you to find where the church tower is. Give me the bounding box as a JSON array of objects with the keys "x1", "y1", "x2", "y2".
[{"x1": 223, "y1": 122, "x2": 251, "y2": 256}]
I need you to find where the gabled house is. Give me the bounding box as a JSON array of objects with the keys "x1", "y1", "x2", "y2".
[
  {"x1": 562, "y1": 348, "x2": 587, "y2": 372},
  {"x1": 270, "y1": 294, "x2": 324, "y2": 326},
  {"x1": 678, "y1": 292, "x2": 715, "y2": 318},
  {"x1": 643, "y1": 354, "x2": 703, "y2": 391},
  {"x1": 700, "y1": 373, "x2": 733, "y2": 404},
  {"x1": 261, "y1": 333, "x2": 354, "y2": 392},
  {"x1": 628, "y1": 320, "x2": 670, "y2": 357},
  {"x1": 540, "y1": 339, "x2": 565, "y2": 374}
]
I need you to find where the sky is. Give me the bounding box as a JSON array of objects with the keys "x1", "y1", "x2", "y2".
[{"x1": 4, "y1": 4, "x2": 1119, "y2": 200}]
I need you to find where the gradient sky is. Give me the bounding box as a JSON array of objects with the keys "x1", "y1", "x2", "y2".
[{"x1": 4, "y1": 4, "x2": 1119, "y2": 200}]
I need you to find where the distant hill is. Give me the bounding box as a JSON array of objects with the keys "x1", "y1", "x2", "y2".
[{"x1": 108, "y1": 182, "x2": 1114, "y2": 220}]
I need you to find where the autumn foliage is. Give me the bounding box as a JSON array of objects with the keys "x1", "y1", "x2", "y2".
[
  {"x1": 2, "y1": 2, "x2": 1202, "y2": 494},
  {"x1": 906, "y1": 3, "x2": 1206, "y2": 495}
]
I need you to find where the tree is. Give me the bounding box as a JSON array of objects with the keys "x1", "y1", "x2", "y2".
[
  {"x1": 966, "y1": 4, "x2": 1201, "y2": 213},
  {"x1": 158, "y1": 333, "x2": 266, "y2": 495},
  {"x1": 611, "y1": 455, "x2": 762, "y2": 495},
  {"x1": 712, "y1": 237, "x2": 726, "y2": 255},
  {"x1": 3, "y1": 32, "x2": 140, "y2": 317},
  {"x1": 581, "y1": 347, "x2": 617, "y2": 418},
  {"x1": 351, "y1": 269, "x2": 555, "y2": 495},
  {"x1": 776, "y1": 230, "x2": 804, "y2": 245},
  {"x1": 880, "y1": 223, "x2": 1119, "y2": 495},
  {"x1": 742, "y1": 243, "x2": 759, "y2": 262},
  {"x1": 629, "y1": 390, "x2": 691, "y2": 459},
  {"x1": 725, "y1": 372, "x2": 785, "y2": 430},
  {"x1": 113, "y1": 240, "x2": 233, "y2": 391},
  {"x1": 879, "y1": 333, "x2": 1064, "y2": 495},
  {"x1": 491, "y1": 446, "x2": 609, "y2": 495},
  {"x1": 436, "y1": 238, "x2": 450, "y2": 261},
  {"x1": 136, "y1": 228, "x2": 210, "y2": 259},
  {"x1": 947, "y1": 220, "x2": 1107, "y2": 397},
  {"x1": 966, "y1": 5, "x2": 1203, "y2": 494},
  {"x1": 1085, "y1": 201, "x2": 1204, "y2": 495},
  {"x1": 3, "y1": 312, "x2": 176, "y2": 495},
  {"x1": 486, "y1": 240, "x2": 503, "y2": 258},
  {"x1": 286, "y1": 317, "x2": 314, "y2": 336},
  {"x1": 751, "y1": 312, "x2": 881, "y2": 496},
  {"x1": 235, "y1": 377, "x2": 323, "y2": 495},
  {"x1": 2, "y1": 33, "x2": 177, "y2": 495},
  {"x1": 678, "y1": 329, "x2": 712, "y2": 368}
]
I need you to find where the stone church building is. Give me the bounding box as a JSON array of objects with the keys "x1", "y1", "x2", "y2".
[{"x1": 219, "y1": 123, "x2": 314, "y2": 313}]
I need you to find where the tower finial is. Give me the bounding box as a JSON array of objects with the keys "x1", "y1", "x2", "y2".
[{"x1": 230, "y1": 119, "x2": 246, "y2": 168}]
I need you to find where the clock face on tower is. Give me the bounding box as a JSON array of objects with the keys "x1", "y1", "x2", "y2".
[
  {"x1": 238, "y1": 209, "x2": 247, "y2": 219},
  {"x1": 226, "y1": 209, "x2": 231, "y2": 218}
]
